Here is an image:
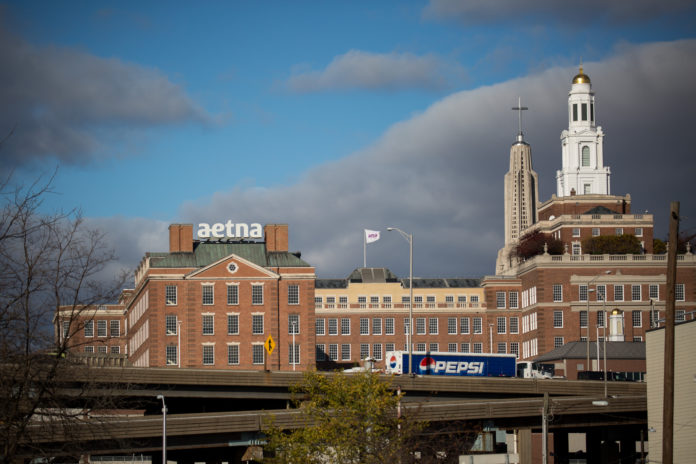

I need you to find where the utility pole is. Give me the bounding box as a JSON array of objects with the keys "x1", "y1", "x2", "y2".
[
  {"x1": 542, "y1": 392, "x2": 549, "y2": 464},
  {"x1": 662, "y1": 201, "x2": 679, "y2": 464}
]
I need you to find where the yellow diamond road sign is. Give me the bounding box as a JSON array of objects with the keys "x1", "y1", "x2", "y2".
[{"x1": 265, "y1": 335, "x2": 275, "y2": 355}]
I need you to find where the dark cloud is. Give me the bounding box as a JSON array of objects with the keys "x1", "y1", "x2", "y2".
[
  {"x1": 285, "y1": 50, "x2": 466, "y2": 93},
  {"x1": 100, "y1": 40, "x2": 696, "y2": 283},
  {"x1": 0, "y1": 24, "x2": 210, "y2": 169},
  {"x1": 423, "y1": 0, "x2": 694, "y2": 24}
]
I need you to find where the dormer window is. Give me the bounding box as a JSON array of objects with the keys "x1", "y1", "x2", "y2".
[{"x1": 581, "y1": 146, "x2": 590, "y2": 167}]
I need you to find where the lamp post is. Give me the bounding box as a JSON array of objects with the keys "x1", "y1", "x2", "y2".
[
  {"x1": 387, "y1": 227, "x2": 413, "y2": 375},
  {"x1": 156, "y1": 394, "x2": 167, "y2": 464},
  {"x1": 585, "y1": 271, "x2": 611, "y2": 372}
]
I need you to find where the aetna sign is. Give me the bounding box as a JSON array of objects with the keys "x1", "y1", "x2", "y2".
[{"x1": 197, "y1": 221, "x2": 263, "y2": 239}]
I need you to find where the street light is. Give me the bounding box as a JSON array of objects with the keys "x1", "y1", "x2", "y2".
[
  {"x1": 585, "y1": 271, "x2": 611, "y2": 371},
  {"x1": 156, "y1": 395, "x2": 167, "y2": 464},
  {"x1": 387, "y1": 227, "x2": 413, "y2": 375}
]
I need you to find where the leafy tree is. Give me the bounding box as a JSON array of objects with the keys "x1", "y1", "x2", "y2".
[
  {"x1": 582, "y1": 234, "x2": 642, "y2": 255},
  {"x1": 263, "y1": 370, "x2": 424, "y2": 464},
  {"x1": 0, "y1": 172, "x2": 126, "y2": 463},
  {"x1": 514, "y1": 230, "x2": 564, "y2": 261},
  {"x1": 653, "y1": 238, "x2": 666, "y2": 254}
]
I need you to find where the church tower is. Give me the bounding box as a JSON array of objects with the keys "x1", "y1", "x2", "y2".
[
  {"x1": 556, "y1": 65, "x2": 611, "y2": 197},
  {"x1": 504, "y1": 98, "x2": 539, "y2": 245}
]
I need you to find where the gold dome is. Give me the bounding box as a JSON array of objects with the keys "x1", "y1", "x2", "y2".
[
  {"x1": 611, "y1": 309, "x2": 622, "y2": 315},
  {"x1": 573, "y1": 64, "x2": 591, "y2": 84}
]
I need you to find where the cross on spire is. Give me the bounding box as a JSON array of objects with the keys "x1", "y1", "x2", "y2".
[{"x1": 512, "y1": 96, "x2": 528, "y2": 137}]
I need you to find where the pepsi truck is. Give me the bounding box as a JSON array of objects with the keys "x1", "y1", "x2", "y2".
[{"x1": 385, "y1": 351, "x2": 517, "y2": 377}]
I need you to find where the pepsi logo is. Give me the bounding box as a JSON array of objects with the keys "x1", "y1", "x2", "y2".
[{"x1": 418, "y1": 356, "x2": 436, "y2": 373}]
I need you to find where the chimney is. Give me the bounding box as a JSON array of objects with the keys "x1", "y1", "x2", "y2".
[
  {"x1": 264, "y1": 224, "x2": 288, "y2": 252},
  {"x1": 169, "y1": 224, "x2": 193, "y2": 253}
]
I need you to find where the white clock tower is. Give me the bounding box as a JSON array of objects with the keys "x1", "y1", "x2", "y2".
[{"x1": 556, "y1": 65, "x2": 611, "y2": 197}]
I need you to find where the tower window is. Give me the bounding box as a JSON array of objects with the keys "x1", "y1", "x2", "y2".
[
  {"x1": 573, "y1": 104, "x2": 578, "y2": 121},
  {"x1": 590, "y1": 103, "x2": 594, "y2": 121},
  {"x1": 581, "y1": 103, "x2": 587, "y2": 121},
  {"x1": 581, "y1": 146, "x2": 590, "y2": 167}
]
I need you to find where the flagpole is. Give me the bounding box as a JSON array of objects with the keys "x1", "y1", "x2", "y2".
[{"x1": 364, "y1": 230, "x2": 367, "y2": 268}]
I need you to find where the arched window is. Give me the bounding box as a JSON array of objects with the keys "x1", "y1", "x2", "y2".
[{"x1": 581, "y1": 146, "x2": 590, "y2": 167}]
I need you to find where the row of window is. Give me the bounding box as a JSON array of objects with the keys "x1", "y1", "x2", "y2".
[
  {"x1": 63, "y1": 320, "x2": 120, "y2": 339},
  {"x1": 165, "y1": 284, "x2": 301, "y2": 306},
  {"x1": 165, "y1": 313, "x2": 303, "y2": 337},
  {"x1": 315, "y1": 316, "x2": 519, "y2": 336},
  {"x1": 556, "y1": 283, "x2": 685, "y2": 303},
  {"x1": 315, "y1": 294, "x2": 480, "y2": 308},
  {"x1": 84, "y1": 345, "x2": 121, "y2": 354},
  {"x1": 316, "y1": 341, "x2": 522, "y2": 362},
  {"x1": 571, "y1": 227, "x2": 643, "y2": 237}
]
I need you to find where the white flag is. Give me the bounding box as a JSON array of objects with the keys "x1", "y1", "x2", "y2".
[{"x1": 365, "y1": 229, "x2": 380, "y2": 243}]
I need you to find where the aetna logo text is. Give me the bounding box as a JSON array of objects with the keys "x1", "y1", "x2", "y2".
[{"x1": 197, "y1": 222, "x2": 263, "y2": 239}]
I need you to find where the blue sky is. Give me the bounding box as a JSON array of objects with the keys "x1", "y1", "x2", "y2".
[{"x1": 2, "y1": 1, "x2": 696, "y2": 280}]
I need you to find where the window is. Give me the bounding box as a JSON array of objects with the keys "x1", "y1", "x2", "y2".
[
  {"x1": 360, "y1": 318, "x2": 369, "y2": 335},
  {"x1": 202, "y1": 315, "x2": 214, "y2": 335},
  {"x1": 227, "y1": 314, "x2": 239, "y2": 335},
  {"x1": 315, "y1": 296, "x2": 322, "y2": 308},
  {"x1": 252, "y1": 314, "x2": 264, "y2": 335},
  {"x1": 416, "y1": 343, "x2": 426, "y2": 352},
  {"x1": 84, "y1": 346, "x2": 94, "y2": 353},
  {"x1": 316, "y1": 345, "x2": 326, "y2": 361},
  {"x1": 341, "y1": 318, "x2": 350, "y2": 335},
  {"x1": 616, "y1": 228, "x2": 623, "y2": 236},
  {"x1": 510, "y1": 343, "x2": 519, "y2": 358},
  {"x1": 473, "y1": 343, "x2": 483, "y2": 354},
  {"x1": 98, "y1": 346, "x2": 107, "y2": 354},
  {"x1": 581, "y1": 103, "x2": 587, "y2": 121},
  {"x1": 597, "y1": 311, "x2": 605, "y2": 328},
  {"x1": 471, "y1": 295, "x2": 479, "y2": 303},
  {"x1": 166, "y1": 346, "x2": 177, "y2": 365},
  {"x1": 358, "y1": 296, "x2": 367, "y2": 308},
  {"x1": 326, "y1": 296, "x2": 335, "y2": 308},
  {"x1": 373, "y1": 318, "x2": 382, "y2": 335},
  {"x1": 572, "y1": 227, "x2": 581, "y2": 237},
  {"x1": 339, "y1": 296, "x2": 348, "y2": 308},
  {"x1": 445, "y1": 295, "x2": 454, "y2": 306},
  {"x1": 632, "y1": 311, "x2": 642, "y2": 328},
  {"x1": 341, "y1": 344, "x2": 351, "y2": 361},
  {"x1": 429, "y1": 318, "x2": 438, "y2": 335},
  {"x1": 202, "y1": 285, "x2": 214, "y2": 305},
  {"x1": 554, "y1": 337, "x2": 564, "y2": 348},
  {"x1": 675, "y1": 309, "x2": 686, "y2": 322},
  {"x1": 553, "y1": 284, "x2": 563, "y2": 302},
  {"x1": 592, "y1": 227, "x2": 600, "y2": 237},
  {"x1": 649, "y1": 284, "x2": 659, "y2": 300},
  {"x1": 572, "y1": 242, "x2": 582, "y2": 255},
  {"x1": 166, "y1": 315, "x2": 177, "y2": 335},
  {"x1": 385, "y1": 318, "x2": 395, "y2": 335},
  {"x1": 553, "y1": 311, "x2": 563, "y2": 328},
  {"x1": 110, "y1": 320, "x2": 120, "y2": 337},
  {"x1": 448, "y1": 343, "x2": 457, "y2": 353},
  {"x1": 166, "y1": 285, "x2": 177, "y2": 305},
  {"x1": 497, "y1": 343, "x2": 506, "y2": 354},
  {"x1": 315, "y1": 318, "x2": 325, "y2": 336},
  {"x1": 429, "y1": 343, "x2": 438, "y2": 353},
  {"x1": 579, "y1": 285, "x2": 588, "y2": 302},
  {"x1": 371, "y1": 296, "x2": 380, "y2": 307},
  {"x1": 360, "y1": 344, "x2": 370, "y2": 360},
  {"x1": 289, "y1": 343, "x2": 300, "y2": 365},
  {"x1": 676, "y1": 283, "x2": 685, "y2": 301},
  {"x1": 614, "y1": 285, "x2": 624, "y2": 302},
  {"x1": 84, "y1": 320, "x2": 94, "y2": 337},
  {"x1": 597, "y1": 285, "x2": 606, "y2": 302},
  {"x1": 633, "y1": 336, "x2": 643, "y2": 342},
  {"x1": 573, "y1": 103, "x2": 578, "y2": 121},
  {"x1": 289, "y1": 314, "x2": 300, "y2": 334},
  {"x1": 97, "y1": 320, "x2": 107, "y2": 337},
  {"x1": 580, "y1": 310, "x2": 588, "y2": 328},
  {"x1": 253, "y1": 344, "x2": 264, "y2": 364},
  {"x1": 288, "y1": 285, "x2": 299, "y2": 305},
  {"x1": 383, "y1": 295, "x2": 392, "y2": 308},
  {"x1": 473, "y1": 317, "x2": 482, "y2": 334},
  {"x1": 329, "y1": 344, "x2": 338, "y2": 361},
  {"x1": 416, "y1": 318, "x2": 426, "y2": 335},
  {"x1": 461, "y1": 343, "x2": 470, "y2": 353},
  {"x1": 202, "y1": 345, "x2": 214, "y2": 365},
  {"x1": 635, "y1": 227, "x2": 643, "y2": 237},
  {"x1": 632, "y1": 285, "x2": 641, "y2": 301},
  {"x1": 227, "y1": 285, "x2": 239, "y2": 305},
  {"x1": 110, "y1": 346, "x2": 120, "y2": 354},
  {"x1": 228, "y1": 345, "x2": 239, "y2": 365},
  {"x1": 448, "y1": 318, "x2": 457, "y2": 335},
  {"x1": 403, "y1": 318, "x2": 410, "y2": 335},
  {"x1": 581, "y1": 146, "x2": 590, "y2": 167},
  {"x1": 252, "y1": 284, "x2": 264, "y2": 305},
  {"x1": 461, "y1": 317, "x2": 470, "y2": 334},
  {"x1": 497, "y1": 317, "x2": 506, "y2": 334},
  {"x1": 509, "y1": 292, "x2": 518, "y2": 309},
  {"x1": 62, "y1": 321, "x2": 70, "y2": 339},
  {"x1": 510, "y1": 317, "x2": 519, "y2": 334},
  {"x1": 496, "y1": 291, "x2": 506, "y2": 309},
  {"x1": 328, "y1": 318, "x2": 338, "y2": 335},
  {"x1": 386, "y1": 343, "x2": 395, "y2": 353}
]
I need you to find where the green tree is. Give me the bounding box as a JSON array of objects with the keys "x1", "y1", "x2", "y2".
[
  {"x1": 582, "y1": 234, "x2": 642, "y2": 255},
  {"x1": 262, "y1": 370, "x2": 424, "y2": 464}
]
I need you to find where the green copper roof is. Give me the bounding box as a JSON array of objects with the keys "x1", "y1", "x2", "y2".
[{"x1": 149, "y1": 241, "x2": 311, "y2": 269}]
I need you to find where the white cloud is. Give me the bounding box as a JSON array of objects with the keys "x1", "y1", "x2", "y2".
[
  {"x1": 99, "y1": 40, "x2": 696, "y2": 282},
  {"x1": 0, "y1": 24, "x2": 210, "y2": 169},
  {"x1": 285, "y1": 50, "x2": 465, "y2": 93}
]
